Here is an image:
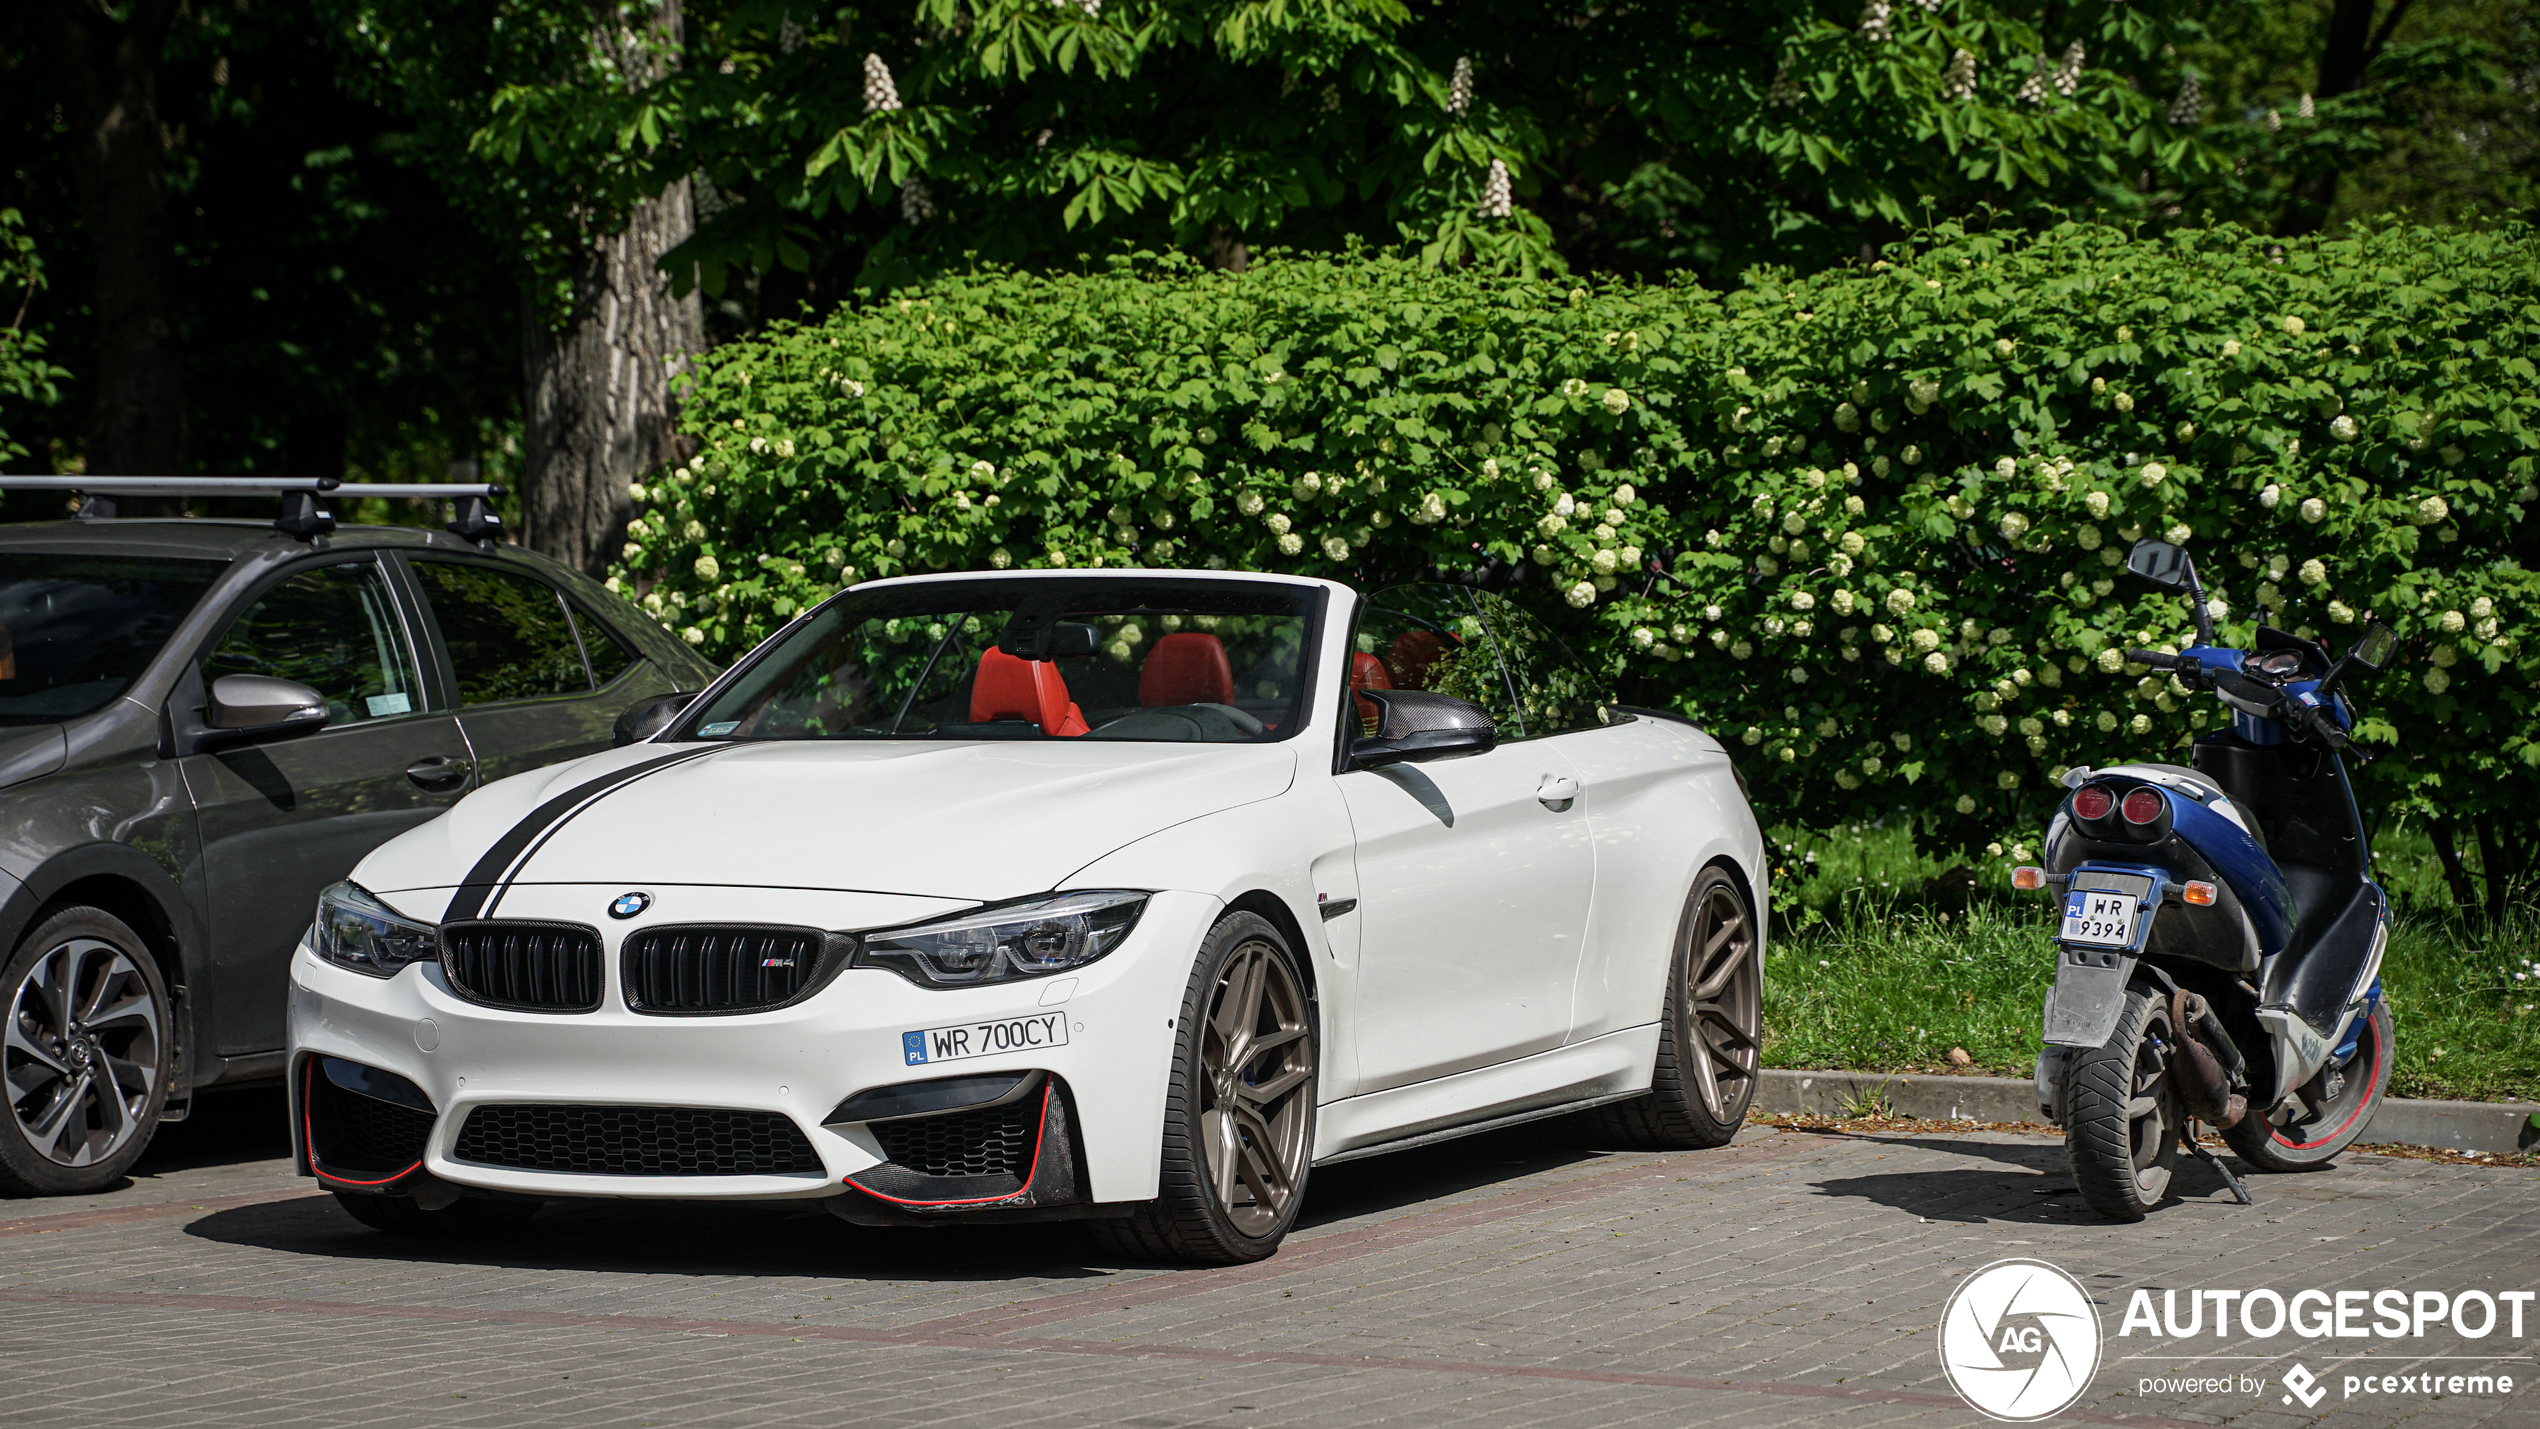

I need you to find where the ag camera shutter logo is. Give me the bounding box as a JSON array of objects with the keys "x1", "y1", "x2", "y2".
[{"x1": 1938, "y1": 1258, "x2": 2104, "y2": 1421}]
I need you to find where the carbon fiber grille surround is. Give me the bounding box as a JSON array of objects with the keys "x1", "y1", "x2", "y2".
[
  {"x1": 871, "y1": 1095, "x2": 1040, "y2": 1179},
  {"x1": 622, "y1": 924, "x2": 832, "y2": 1014},
  {"x1": 452, "y1": 1105, "x2": 822, "y2": 1176},
  {"x1": 440, "y1": 920, "x2": 604, "y2": 1012}
]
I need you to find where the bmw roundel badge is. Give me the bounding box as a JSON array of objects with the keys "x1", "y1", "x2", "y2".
[{"x1": 608, "y1": 891, "x2": 652, "y2": 919}]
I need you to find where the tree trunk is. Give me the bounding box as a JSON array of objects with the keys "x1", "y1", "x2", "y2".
[
  {"x1": 37, "y1": 0, "x2": 187, "y2": 475},
  {"x1": 2426, "y1": 815, "x2": 2479, "y2": 919},
  {"x1": 521, "y1": 1, "x2": 704, "y2": 577}
]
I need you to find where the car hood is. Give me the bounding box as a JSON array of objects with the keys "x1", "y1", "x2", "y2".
[{"x1": 359, "y1": 738, "x2": 1300, "y2": 905}]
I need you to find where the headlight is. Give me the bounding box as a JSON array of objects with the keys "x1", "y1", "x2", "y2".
[
  {"x1": 856, "y1": 891, "x2": 1147, "y2": 987},
  {"x1": 314, "y1": 882, "x2": 440, "y2": 978}
]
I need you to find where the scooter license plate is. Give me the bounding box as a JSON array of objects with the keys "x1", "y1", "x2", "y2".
[{"x1": 2061, "y1": 890, "x2": 2138, "y2": 948}]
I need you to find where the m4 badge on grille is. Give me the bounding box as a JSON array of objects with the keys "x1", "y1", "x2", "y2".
[{"x1": 609, "y1": 891, "x2": 652, "y2": 919}]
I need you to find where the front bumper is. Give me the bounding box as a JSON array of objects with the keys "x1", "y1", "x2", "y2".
[{"x1": 288, "y1": 884, "x2": 1217, "y2": 1206}]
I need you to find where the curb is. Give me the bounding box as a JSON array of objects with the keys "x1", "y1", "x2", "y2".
[{"x1": 1759, "y1": 1069, "x2": 2540, "y2": 1156}]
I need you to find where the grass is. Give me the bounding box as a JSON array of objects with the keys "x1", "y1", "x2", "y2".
[{"x1": 1756, "y1": 818, "x2": 2540, "y2": 1103}]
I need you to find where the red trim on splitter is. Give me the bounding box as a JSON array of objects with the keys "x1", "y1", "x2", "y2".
[
  {"x1": 843, "y1": 1081, "x2": 1052, "y2": 1207},
  {"x1": 302, "y1": 1060, "x2": 424, "y2": 1189},
  {"x1": 2273, "y1": 1018, "x2": 2384, "y2": 1150}
]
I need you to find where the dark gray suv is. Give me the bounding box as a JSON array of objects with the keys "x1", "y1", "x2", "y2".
[{"x1": 0, "y1": 500, "x2": 717, "y2": 1194}]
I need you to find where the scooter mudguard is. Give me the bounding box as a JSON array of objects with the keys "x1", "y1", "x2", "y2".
[{"x1": 2043, "y1": 944, "x2": 2139, "y2": 1049}]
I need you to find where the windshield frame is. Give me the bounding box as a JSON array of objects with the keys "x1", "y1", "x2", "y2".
[{"x1": 662, "y1": 572, "x2": 1333, "y2": 747}]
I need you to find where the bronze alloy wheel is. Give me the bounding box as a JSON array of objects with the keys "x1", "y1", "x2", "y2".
[
  {"x1": 1683, "y1": 879, "x2": 1762, "y2": 1123},
  {"x1": 1092, "y1": 910, "x2": 1318, "y2": 1265},
  {"x1": 1198, "y1": 934, "x2": 1316, "y2": 1237},
  {"x1": 1584, "y1": 866, "x2": 1761, "y2": 1150}
]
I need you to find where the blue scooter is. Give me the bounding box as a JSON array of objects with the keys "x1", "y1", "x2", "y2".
[{"x1": 2021, "y1": 538, "x2": 2400, "y2": 1220}]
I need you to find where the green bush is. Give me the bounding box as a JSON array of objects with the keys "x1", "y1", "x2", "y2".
[{"x1": 615, "y1": 220, "x2": 2538, "y2": 863}]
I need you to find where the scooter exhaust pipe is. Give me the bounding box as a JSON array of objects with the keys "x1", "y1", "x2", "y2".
[{"x1": 2170, "y1": 988, "x2": 2247, "y2": 1129}]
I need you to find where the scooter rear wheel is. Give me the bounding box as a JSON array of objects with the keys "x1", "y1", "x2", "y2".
[
  {"x1": 2064, "y1": 988, "x2": 2183, "y2": 1221},
  {"x1": 2224, "y1": 1001, "x2": 2392, "y2": 1172}
]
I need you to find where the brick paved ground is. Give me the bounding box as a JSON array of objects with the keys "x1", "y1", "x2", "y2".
[{"x1": 2, "y1": 1089, "x2": 2535, "y2": 1428}]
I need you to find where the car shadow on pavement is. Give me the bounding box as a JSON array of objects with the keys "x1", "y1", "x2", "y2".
[
  {"x1": 180, "y1": 1118, "x2": 1607, "y2": 1281},
  {"x1": 1800, "y1": 1131, "x2": 2257, "y2": 1224},
  {"x1": 134, "y1": 1087, "x2": 295, "y2": 1176}
]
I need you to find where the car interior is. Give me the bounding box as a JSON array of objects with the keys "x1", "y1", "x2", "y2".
[{"x1": 684, "y1": 579, "x2": 1320, "y2": 744}]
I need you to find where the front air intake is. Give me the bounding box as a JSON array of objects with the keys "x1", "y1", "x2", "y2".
[
  {"x1": 440, "y1": 920, "x2": 605, "y2": 1012},
  {"x1": 622, "y1": 925, "x2": 839, "y2": 1015},
  {"x1": 452, "y1": 1105, "x2": 823, "y2": 1176}
]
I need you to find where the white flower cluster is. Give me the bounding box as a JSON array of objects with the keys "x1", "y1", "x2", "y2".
[
  {"x1": 1859, "y1": 0, "x2": 1892, "y2": 41},
  {"x1": 1766, "y1": 59, "x2": 1801, "y2": 108},
  {"x1": 1941, "y1": 48, "x2": 1978, "y2": 101},
  {"x1": 1448, "y1": 56, "x2": 1475, "y2": 116},
  {"x1": 863, "y1": 53, "x2": 902, "y2": 113},
  {"x1": 2299, "y1": 496, "x2": 2326, "y2": 523},
  {"x1": 2167, "y1": 72, "x2": 2203, "y2": 126},
  {"x1": 2416, "y1": 495, "x2": 2449, "y2": 525},
  {"x1": 900, "y1": 177, "x2": 936, "y2": 225},
  {"x1": 1478, "y1": 159, "x2": 1513, "y2": 219},
  {"x1": 2054, "y1": 41, "x2": 2085, "y2": 97}
]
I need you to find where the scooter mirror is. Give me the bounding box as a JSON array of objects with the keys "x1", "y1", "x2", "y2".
[
  {"x1": 2350, "y1": 620, "x2": 2397, "y2": 671},
  {"x1": 2125, "y1": 539, "x2": 2193, "y2": 589}
]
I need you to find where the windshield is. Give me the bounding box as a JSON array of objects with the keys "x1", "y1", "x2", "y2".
[
  {"x1": 679, "y1": 577, "x2": 1323, "y2": 744},
  {"x1": 0, "y1": 553, "x2": 224, "y2": 726}
]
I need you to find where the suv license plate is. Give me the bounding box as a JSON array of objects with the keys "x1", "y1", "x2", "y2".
[{"x1": 2061, "y1": 891, "x2": 2138, "y2": 948}]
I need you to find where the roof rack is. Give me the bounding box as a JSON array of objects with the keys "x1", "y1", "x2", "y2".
[{"x1": 0, "y1": 476, "x2": 508, "y2": 545}]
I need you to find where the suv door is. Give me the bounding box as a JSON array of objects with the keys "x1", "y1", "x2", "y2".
[
  {"x1": 403, "y1": 557, "x2": 632, "y2": 785},
  {"x1": 1334, "y1": 583, "x2": 1596, "y2": 1091},
  {"x1": 177, "y1": 555, "x2": 474, "y2": 1055}
]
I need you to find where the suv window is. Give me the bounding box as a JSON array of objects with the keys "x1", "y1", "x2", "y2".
[
  {"x1": 0, "y1": 554, "x2": 224, "y2": 726},
  {"x1": 1472, "y1": 592, "x2": 1609, "y2": 739},
  {"x1": 203, "y1": 560, "x2": 423, "y2": 724},
  {"x1": 411, "y1": 561, "x2": 591, "y2": 705},
  {"x1": 572, "y1": 608, "x2": 636, "y2": 686}
]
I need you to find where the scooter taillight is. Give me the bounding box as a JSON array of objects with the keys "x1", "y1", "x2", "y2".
[
  {"x1": 2121, "y1": 788, "x2": 2165, "y2": 825},
  {"x1": 2072, "y1": 785, "x2": 2115, "y2": 821}
]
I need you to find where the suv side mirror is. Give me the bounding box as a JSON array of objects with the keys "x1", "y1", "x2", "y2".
[
  {"x1": 615, "y1": 691, "x2": 696, "y2": 746},
  {"x1": 202, "y1": 674, "x2": 329, "y2": 750},
  {"x1": 2349, "y1": 621, "x2": 2397, "y2": 671},
  {"x1": 2125, "y1": 539, "x2": 2192, "y2": 589},
  {"x1": 1349, "y1": 689, "x2": 1496, "y2": 769}
]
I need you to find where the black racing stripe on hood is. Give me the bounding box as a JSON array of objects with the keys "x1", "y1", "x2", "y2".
[{"x1": 442, "y1": 744, "x2": 729, "y2": 922}]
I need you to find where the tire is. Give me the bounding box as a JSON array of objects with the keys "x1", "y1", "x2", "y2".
[
  {"x1": 2063, "y1": 986, "x2": 2183, "y2": 1221},
  {"x1": 1088, "y1": 911, "x2": 1317, "y2": 1266},
  {"x1": 332, "y1": 1189, "x2": 543, "y2": 1237},
  {"x1": 2224, "y1": 1000, "x2": 2392, "y2": 1172},
  {"x1": 1581, "y1": 867, "x2": 1761, "y2": 1150},
  {"x1": 0, "y1": 907, "x2": 175, "y2": 1196}
]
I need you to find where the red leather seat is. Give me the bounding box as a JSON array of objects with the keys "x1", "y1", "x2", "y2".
[
  {"x1": 970, "y1": 649, "x2": 1089, "y2": 737},
  {"x1": 1139, "y1": 633, "x2": 1235, "y2": 707},
  {"x1": 1349, "y1": 651, "x2": 1393, "y2": 731},
  {"x1": 1388, "y1": 629, "x2": 1449, "y2": 689}
]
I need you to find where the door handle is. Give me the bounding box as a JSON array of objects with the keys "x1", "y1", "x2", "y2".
[
  {"x1": 1537, "y1": 774, "x2": 1580, "y2": 808},
  {"x1": 406, "y1": 755, "x2": 474, "y2": 792}
]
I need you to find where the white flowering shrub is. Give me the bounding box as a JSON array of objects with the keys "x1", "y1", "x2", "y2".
[{"x1": 618, "y1": 224, "x2": 2540, "y2": 860}]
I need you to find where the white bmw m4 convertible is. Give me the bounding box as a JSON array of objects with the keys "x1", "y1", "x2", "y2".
[{"x1": 289, "y1": 569, "x2": 1767, "y2": 1263}]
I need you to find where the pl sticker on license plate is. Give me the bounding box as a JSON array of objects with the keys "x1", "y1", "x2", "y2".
[
  {"x1": 902, "y1": 1012, "x2": 1070, "y2": 1066},
  {"x1": 2061, "y1": 890, "x2": 2138, "y2": 948}
]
